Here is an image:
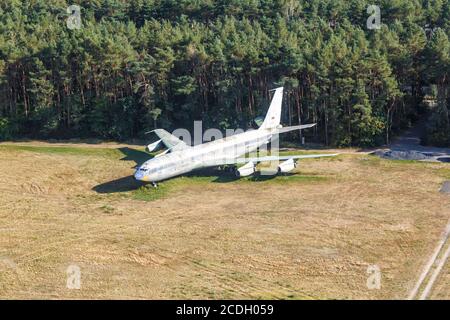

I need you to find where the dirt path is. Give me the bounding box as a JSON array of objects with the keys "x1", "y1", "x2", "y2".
[
  {"x1": 420, "y1": 243, "x2": 450, "y2": 299},
  {"x1": 390, "y1": 120, "x2": 450, "y2": 300},
  {"x1": 408, "y1": 219, "x2": 450, "y2": 299}
]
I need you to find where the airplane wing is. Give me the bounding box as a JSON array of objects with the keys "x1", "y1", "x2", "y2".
[
  {"x1": 234, "y1": 153, "x2": 338, "y2": 164},
  {"x1": 207, "y1": 153, "x2": 338, "y2": 166},
  {"x1": 148, "y1": 129, "x2": 190, "y2": 151}
]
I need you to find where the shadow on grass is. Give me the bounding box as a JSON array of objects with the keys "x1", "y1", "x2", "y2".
[
  {"x1": 183, "y1": 167, "x2": 239, "y2": 183},
  {"x1": 92, "y1": 176, "x2": 147, "y2": 194},
  {"x1": 248, "y1": 172, "x2": 281, "y2": 182},
  {"x1": 184, "y1": 167, "x2": 281, "y2": 183},
  {"x1": 92, "y1": 163, "x2": 322, "y2": 195},
  {"x1": 118, "y1": 147, "x2": 152, "y2": 168}
]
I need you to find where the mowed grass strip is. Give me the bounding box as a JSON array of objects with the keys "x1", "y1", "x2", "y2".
[
  {"x1": 0, "y1": 144, "x2": 122, "y2": 158},
  {"x1": 0, "y1": 144, "x2": 334, "y2": 202}
]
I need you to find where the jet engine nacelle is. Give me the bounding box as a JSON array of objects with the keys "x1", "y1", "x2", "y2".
[
  {"x1": 155, "y1": 148, "x2": 170, "y2": 158},
  {"x1": 235, "y1": 162, "x2": 256, "y2": 177},
  {"x1": 146, "y1": 139, "x2": 162, "y2": 153},
  {"x1": 277, "y1": 158, "x2": 297, "y2": 173}
]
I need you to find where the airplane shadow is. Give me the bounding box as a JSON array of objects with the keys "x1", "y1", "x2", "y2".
[
  {"x1": 183, "y1": 167, "x2": 235, "y2": 183},
  {"x1": 92, "y1": 147, "x2": 152, "y2": 193},
  {"x1": 92, "y1": 176, "x2": 147, "y2": 194},
  {"x1": 92, "y1": 148, "x2": 291, "y2": 194},
  {"x1": 247, "y1": 173, "x2": 280, "y2": 182},
  {"x1": 185, "y1": 168, "x2": 281, "y2": 183},
  {"x1": 118, "y1": 147, "x2": 152, "y2": 168}
]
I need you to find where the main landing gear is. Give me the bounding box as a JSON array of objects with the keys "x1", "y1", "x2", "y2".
[{"x1": 219, "y1": 165, "x2": 237, "y2": 174}]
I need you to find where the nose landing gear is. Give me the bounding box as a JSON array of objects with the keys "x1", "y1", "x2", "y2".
[{"x1": 151, "y1": 182, "x2": 158, "y2": 188}]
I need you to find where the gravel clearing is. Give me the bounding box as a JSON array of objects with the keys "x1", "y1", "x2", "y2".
[{"x1": 373, "y1": 150, "x2": 430, "y2": 161}]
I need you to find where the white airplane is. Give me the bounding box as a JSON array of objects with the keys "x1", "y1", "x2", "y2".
[{"x1": 134, "y1": 87, "x2": 337, "y2": 185}]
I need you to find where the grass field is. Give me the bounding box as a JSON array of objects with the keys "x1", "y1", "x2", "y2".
[{"x1": 0, "y1": 142, "x2": 449, "y2": 299}]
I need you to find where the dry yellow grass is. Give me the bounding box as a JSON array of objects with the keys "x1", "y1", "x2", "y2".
[{"x1": 0, "y1": 143, "x2": 449, "y2": 299}]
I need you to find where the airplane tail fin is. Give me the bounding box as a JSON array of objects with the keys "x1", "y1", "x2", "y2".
[{"x1": 259, "y1": 87, "x2": 283, "y2": 130}]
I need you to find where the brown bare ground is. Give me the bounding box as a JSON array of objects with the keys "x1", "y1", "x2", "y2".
[{"x1": 0, "y1": 143, "x2": 449, "y2": 299}]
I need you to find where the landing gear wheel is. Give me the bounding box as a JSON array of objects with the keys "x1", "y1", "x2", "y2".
[
  {"x1": 225, "y1": 166, "x2": 236, "y2": 174},
  {"x1": 151, "y1": 182, "x2": 158, "y2": 188}
]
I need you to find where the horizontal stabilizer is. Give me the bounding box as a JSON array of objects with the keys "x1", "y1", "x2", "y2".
[{"x1": 275, "y1": 123, "x2": 316, "y2": 134}]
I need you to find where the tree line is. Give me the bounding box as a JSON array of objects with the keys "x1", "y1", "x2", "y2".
[{"x1": 0, "y1": 0, "x2": 449, "y2": 147}]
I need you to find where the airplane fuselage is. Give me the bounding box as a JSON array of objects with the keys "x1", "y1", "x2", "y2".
[{"x1": 134, "y1": 128, "x2": 274, "y2": 182}]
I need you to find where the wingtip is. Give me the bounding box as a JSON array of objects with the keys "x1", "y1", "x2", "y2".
[{"x1": 269, "y1": 86, "x2": 284, "y2": 92}]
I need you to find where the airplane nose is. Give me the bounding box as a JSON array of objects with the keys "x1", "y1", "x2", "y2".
[
  {"x1": 134, "y1": 171, "x2": 142, "y2": 181},
  {"x1": 134, "y1": 168, "x2": 151, "y2": 182},
  {"x1": 134, "y1": 169, "x2": 145, "y2": 181}
]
